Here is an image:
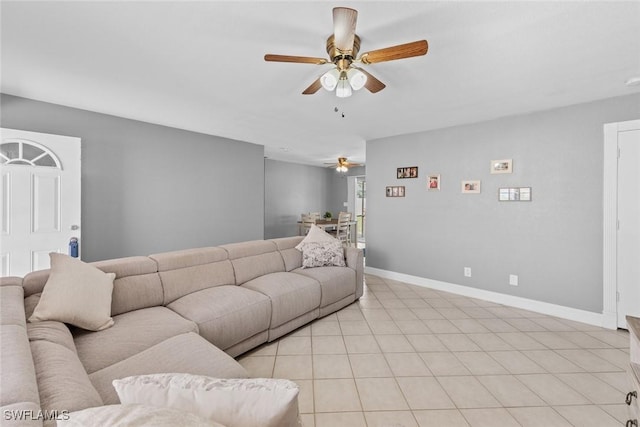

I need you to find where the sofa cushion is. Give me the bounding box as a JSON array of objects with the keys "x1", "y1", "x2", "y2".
[
  {"x1": 270, "y1": 236, "x2": 304, "y2": 272},
  {"x1": 114, "y1": 374, "x2": 300, "y2": 427},
  {"x1": 74, "y1": 306, "x2": 198, "y2": 374},
  {"x1": 1, "y1": 285, "x2": 27, "y2": 327},
  {"x1": 61, "y1": 404, "x2": 221, "y2": 427},
  {"x1": 242, "y1": 272, "x2": 321, "y2": 329},
  {"x1": 27, "y1": 320, "x2": 77, "y2": 354},
  {"x1": 0, "y1": 325, "x2": 40, "y2": 408},
  {"x1": 167, "y1": 286, "x2": 271, "y2": 351},
  {"x1": 293, "y1": 266, "x2": 356, "y2": 308},
  {"x1": 30, "y1": 339, "x2": 103, "y2": 416},
  {"x1": 150, "y1": 247, "x2": 235, "y2": 305},
  {"x1": 89, "y1": 333, "x2": 248, "y2": 405},
  {"x1": 29, "y1": 253, "x2": 116, "y2": 331},
  {"x1": 22, "y1": 256, "x2": 164, "y2": 316},
  {"x1": 221, "y1": 240, "x2": 285, "y2": 285},
  {"x1": 96, "y1": 256, "x2": 163, "y2": 316}
]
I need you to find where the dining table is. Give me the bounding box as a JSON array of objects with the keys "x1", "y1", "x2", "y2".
[{"x1": 297, "y1": 219, "x2": 358, "y2": 246}]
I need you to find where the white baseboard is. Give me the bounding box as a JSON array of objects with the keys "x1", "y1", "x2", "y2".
[{"x1": 365, "y1": 267, "x2": 613, "y2": 330}]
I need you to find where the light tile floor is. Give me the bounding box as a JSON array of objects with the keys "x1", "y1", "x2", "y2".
[{"x1": 237, "y1": 274, "x2": 631, "y2": 427}]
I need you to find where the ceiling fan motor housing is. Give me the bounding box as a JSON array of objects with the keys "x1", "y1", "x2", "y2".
[{"x1": 326, "y1": 34, "x2": 361, "y2": 70}]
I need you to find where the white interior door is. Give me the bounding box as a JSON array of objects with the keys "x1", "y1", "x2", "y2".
[
  {"x1": 617, "y1": 127, "x2": 640, "y2": 327},
  {"x1": 0, "y1": 128, "x2": 81, "y2": 277}
]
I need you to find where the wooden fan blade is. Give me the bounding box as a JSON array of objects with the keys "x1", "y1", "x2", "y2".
[
  {"x1": 353, "y1": 67, "x2": 386, "y2": 93},
  {"x1": 264, "y1": 54, "x2": 328, "y2": 65},
  {"x1": 359, "y1": 40, "x2": 428, "y2": 64},
  {"x1": 333, "y1": 7, "x2": 358, "y2": 53},
  {"x1": 302, "y1": 77, "x2": 322, "y2": 95}
]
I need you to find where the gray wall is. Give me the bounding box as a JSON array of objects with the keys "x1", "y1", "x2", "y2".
[
  {"x1": 1, "y1": 94, "x2": 265, "y2": 262},
  {"x1": 264, "y1": 159, "x2": 331, "y2": 239},
  {"x1": 264, "y1": 160, "x2": 365, "y2": 239},
  {"x1": 366, "y1": 94, "x2": 640, "y2": 314}
]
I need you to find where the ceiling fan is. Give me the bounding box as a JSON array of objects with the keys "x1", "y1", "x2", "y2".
[
  {"x1": 326, "y1": 157, "x2": 362, "y2": 172},
  {"x1": 264, "y1": 7, "x2": 428, "y2": 97}
]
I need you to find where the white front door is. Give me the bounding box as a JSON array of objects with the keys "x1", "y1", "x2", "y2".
[
  {"x1": 617, "y1": 126, "x2": 640, "y2": 327},
  {"x1": 0, "y1": 128, "x2": 81, "y2": 277}
]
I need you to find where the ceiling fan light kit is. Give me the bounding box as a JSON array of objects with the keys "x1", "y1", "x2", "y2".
[
  {"x1": 264, "y1": 7, "x2": 428, "y2": 98},
  {"x1": 326, "y1": 157, "x2": 362, "y2": 172}
]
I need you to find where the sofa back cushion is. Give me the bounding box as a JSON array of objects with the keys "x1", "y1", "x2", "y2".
[
  {"x1": 220, "y1": 241, "x2": 285, "y2": 285},
  {"x1": 149, "y1": 247, "x2": 235, "y2": 305},
  {"x1": 270, "y1": 236, "x2": 304, "y2": 272},
  {"x1": 23, "y1": 256, "x2": 163, "y2": 317}
]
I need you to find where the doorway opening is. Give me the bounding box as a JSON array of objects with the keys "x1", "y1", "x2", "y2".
[{"x1": 355, "y1": 176, "x2": 366, "y2": 250}]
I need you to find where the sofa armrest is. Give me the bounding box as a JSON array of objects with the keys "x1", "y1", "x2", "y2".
[{"x1": 345, "y1": 247, "x2": 364, "y2": 299}]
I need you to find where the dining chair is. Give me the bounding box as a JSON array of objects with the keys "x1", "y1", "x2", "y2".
[
  {"x1": 300, "y1": 214, "x2": 316, "y2": 235},
  {"x1": 334, "y1": 211, "x2": 352, "y2": 246},
  {"x1": 309, "y1": 212, "x2": 322, "y2": 221}
]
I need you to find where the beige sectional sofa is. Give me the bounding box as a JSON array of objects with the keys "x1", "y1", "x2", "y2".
[{"x1": 0, "y1": 235, "x2": 364, "y2": 426}]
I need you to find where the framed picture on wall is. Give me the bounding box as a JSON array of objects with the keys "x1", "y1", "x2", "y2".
[
  {"x1": 491, "y1": 159, "x2": 513, "y2": 174},
  {"x1": 385, "y1": 186, "x2": 406, "y2": 197},
  {"x1": 428, "y1": 174, "x2": 440, "y2": 191},
  {"x1": 397, "y1": 166, "x2": 418, "y2": 179},
  {"x1": 461, "y1": 180, "x2": 481, "y2": 194}
]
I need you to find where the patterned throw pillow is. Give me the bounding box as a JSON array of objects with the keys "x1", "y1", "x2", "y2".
[{"x1": 299, "y1": 241, "x2": 346, "y2": 268}]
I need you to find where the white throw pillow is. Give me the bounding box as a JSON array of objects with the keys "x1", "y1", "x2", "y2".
[
  {"x1": 29, "y1": 253, "x2": 115, "y2": 331},
  {"x1": 59, "y1": 404, "x2": 223, "y2": 427},
  {"x1": 113, "y1": 374, "x2": 302, "y2": 427},
  {"x1": 299, "y1": 241, "x2": 346, "y2": 268},
  {"x1": 294, "y1": 224, "x2": 338, "y2": 250}
]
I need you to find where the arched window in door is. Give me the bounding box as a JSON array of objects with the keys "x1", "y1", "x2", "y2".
[{"x1": 0, "y1": 139, "x2": 62, "y2": 168}]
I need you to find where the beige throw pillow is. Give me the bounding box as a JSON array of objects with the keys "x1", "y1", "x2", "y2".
[
  {"x1": 29, "y1": 253, "x2": 115, "y2": 331},
  {"x1": 294, "y1": 224, "x2": 338, "y2": 250},
  {"x1": 113, "y1": 373, "x2": 302, "y2": 427}
]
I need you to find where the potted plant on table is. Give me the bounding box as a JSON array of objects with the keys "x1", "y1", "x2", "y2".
[{"x1": 324, "y1": 211, "x2": 332, "y2": 220}]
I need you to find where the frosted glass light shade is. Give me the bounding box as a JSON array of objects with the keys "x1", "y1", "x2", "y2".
[
  {"x1": 347, "y1": 68, "x2": 367, "y2": 90},
  {"x1": 320, "y1": 69, "x2": 339, "y2": 91},
  {"x1": 336, "y1": 78, "x2": 352, "y2": 98}
]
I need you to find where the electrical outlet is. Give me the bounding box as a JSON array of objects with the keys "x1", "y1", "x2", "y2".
[
  {"x1": 464, "y1": 267, "x2": 472, "y2": 277},
  {"x1": 509, "y1": 274, "x2": 519, "y2": 286}
]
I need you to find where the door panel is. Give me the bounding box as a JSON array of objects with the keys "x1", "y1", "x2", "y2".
[{"x1": 32, "y1": 173, "x2": 61, "y2": 233}]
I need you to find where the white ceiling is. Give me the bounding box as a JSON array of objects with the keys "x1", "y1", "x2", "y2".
[{"x1": 2, "y1": 1, "x2": 639, "y2": 167}]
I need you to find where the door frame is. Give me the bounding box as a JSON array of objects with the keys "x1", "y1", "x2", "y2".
[{"x1": 603, "y1": 119, "x2": 640, "y2": 329}]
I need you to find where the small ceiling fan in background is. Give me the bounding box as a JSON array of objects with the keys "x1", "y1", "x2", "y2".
[
  {"x1": 264, "y1": 7, "x2": 428, "y2": 98},
  {"x1": 326, "y1": 157, "x2": 362, "y2": 172}
]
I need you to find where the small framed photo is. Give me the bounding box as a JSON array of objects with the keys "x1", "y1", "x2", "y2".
[
  {"x1": 498, "y1": 187, "x2": 532, "y2": 202},
  {"x1": 461, "y1": 180, "x2": 481, "y2": 194},
  {"x1": 397, "y1": 166, "x2": 418, "y2": 179},
  {"x1": 491, "y1": 159, "x2": 513, "y2": 174},
  {"x1": 385, "y1": 186, "x2": 406, "y2": 197},
  {"x1": 428, "y1": 174, "x2": 440, "y2": 191}
]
